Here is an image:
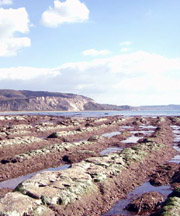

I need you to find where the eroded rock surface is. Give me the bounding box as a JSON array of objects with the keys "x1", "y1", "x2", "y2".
[
  {"x1": 149, "y1": 163, "x2": 180, "y2": 186},
  {"x1": 0, "y1": 115, "x2": 179, "y2": 215},
  {"x1": 126, "y1": 192, "x2": 164, "y2": 213}
]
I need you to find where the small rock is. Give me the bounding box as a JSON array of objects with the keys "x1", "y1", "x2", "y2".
[
  {"x1": 121, "y1": 131, "x2": 131, "y2": 137},
  {"x1": 149, "y1": 163, "x2": 180, "y2": 186},
  {"x1": 169, "y1": 187, "x2": 180, "y2": 198},
  {"x1": 126, "y1": 192, "x2": 164, "y2": 213},
  {"x1": 88, "y1": 135, "x2": 99, "y2": 142},
  {"x1": 47, "y1": 132, "x2": 59, "y2": 138},
  {"x1": 134, "y1": 133, "x2": 144, "y2": 137},
  {"x1": 76, "y1": 127, "x2": 82, "y2": 132}
]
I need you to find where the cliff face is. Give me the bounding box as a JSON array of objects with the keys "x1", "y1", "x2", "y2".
[
  {"x1": 0, "y1": 90, "x2": 97, "y2": 111},
  {"x1": 27, "y1": 96, "x2": 94, "y2": 111},
  {"x1": 0, "y1": 89, "x2": 132, "y2": 112}
]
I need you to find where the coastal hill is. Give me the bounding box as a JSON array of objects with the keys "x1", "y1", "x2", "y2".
[
  {"x1": 0, "y1": 89, "x2": 179, "y2": 112},
  {"x1": 0, "y1": 89, "x2": 131, "y2": 112}
]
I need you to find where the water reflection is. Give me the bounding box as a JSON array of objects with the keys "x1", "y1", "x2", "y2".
[
  {"x1": 121, "y1": 136, "x2": 143, "y2": 144},
  {"x1": 102, "y1": 131, "x2": 121, "y2": 138},
  {"x1": 0, "y1": 164, "x2": 70, "y2": 189},
  {"x1": 103, "y1": 182, "x2": 172, "y2": 216},
  {"x1": 100, "y1": 147, "x2": 123, "y2": 156}
]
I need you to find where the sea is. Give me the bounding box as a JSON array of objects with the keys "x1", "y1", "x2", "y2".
[{"x1": 0, "y1": 110, "x2": 180, "y2": 117}]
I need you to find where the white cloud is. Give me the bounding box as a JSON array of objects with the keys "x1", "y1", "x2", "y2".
[
  {"x1": 0, "y1": 7, "x2": 31, "y2": 56},
  {"x1": 82, "y1": 49, "x2": 111, "y2": 56},
  {"x1": 0, "y1": 67, "x2": 60, "y2": 80},
  {"x1": 0, "y1": 0, "x2": 12, "y2": 6},
  {"x1": 41, "y1": 0, "x2": 89, "y2": 27},
  {"x1": 0, "y1": 37, "x2": 31, "y2": 57},
  {"x1": 120, "y1": 41, "x2": 132, "y2": 46},
  {"x1": 0, "y1": 51, "x2": 180, "y2": 105},
  {"x1": 120, "y1": 47, "x2": 130, "y2": 53}
]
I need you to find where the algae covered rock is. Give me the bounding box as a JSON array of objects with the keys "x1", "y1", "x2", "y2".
[
  {"x1": 0, "y1": 192, "x2": 42, "y2": 216},
  {"x1": 0, "y1": 118, "x2": 171, "y2": 215},
  {"x1": 15, "y1": 166, "x2": 97, "y2": 206},
  {"x1": 161, "y1": 197, "x2": 180, "y2": 216},
  {"x1": 33, "y1": 206, "x2": 55, "y2": 216},
  {"x1": 121, "y1": 131, "x2": 131, "y2": 137}
]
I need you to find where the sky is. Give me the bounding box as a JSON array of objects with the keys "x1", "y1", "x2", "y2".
[{"x1": 0, "y1": 0, "x2": 180, "y2": 106}]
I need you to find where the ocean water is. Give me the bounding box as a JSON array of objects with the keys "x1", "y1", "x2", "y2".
[{"x1": 0, "y1": 110, "x2": 180, "y2": 117}]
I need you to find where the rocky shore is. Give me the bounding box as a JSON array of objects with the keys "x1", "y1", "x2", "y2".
[{"x1": 0, "y1": 115, "x2": 180, "y2": 215}]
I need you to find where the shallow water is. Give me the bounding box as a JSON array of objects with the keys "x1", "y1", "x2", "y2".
[
  {"x1": 103, "y1": 182, "x2": 172, "y2": 216},
  {"x1": 103, "y1": 125, "x2": 175, "y2": 215},
  {"x1": 121, "y1": 126, "x2": 133, "y2": 129},
  {"x1": 1, "y1": 110, "x2": 180, "y2": 117},
  {"x1": 172, "y1": 145, "x2": 180, "y2": 153},
  {"x1": 170, "y1": 143, "x2": 180, "y2": 163},
  {"x1": 170, "y1": 155, "x2": 180, "y2": 163},
  {"x1": 100, "y1": 147, "x2": 123, "y2": 156},
  {"x1": 171, "y1": 125, "x2": 180, "y2": 130},
  {"x1": 102, "y1": 131, "x2": 121, "y2": 138},
  {"x1": 0, "y1": 164, "x2": 70, "y2": 189},
  {"x1": 139, "y1": 125, "x2": 157, "y2": 129},
  {"x1": 121, "y1": 136, "x2": 143, "y2": 144},
  {"x1": 170, "y1": 125, "x2": 180, "y2": 163},
  {"x1": 130, "y1": 130, "x2": 154, "y2": 135},
  {"x1": 174, "y1": 136, "x2": 180, "y2": 142}
]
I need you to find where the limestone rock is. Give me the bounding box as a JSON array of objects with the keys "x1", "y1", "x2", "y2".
[{"x1": 0, "y1": 192, "x2": 42, "y2": 216}]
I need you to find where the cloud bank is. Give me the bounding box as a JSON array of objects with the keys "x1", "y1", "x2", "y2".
[
  {"x1": 0, "y1": 0, "x2": 12, "y2": 6},
  {"x1": 41, "y1": 0, "x2": 89, "y2": 27},
  {"x1": 120, "y1": 41, "x2": 132, "y2": 46},
  {"x1": 82, "y1": 49, "x2": 111, "y2": 56},
  {"x1": 0, "y1": 7, "x2": 31, "y2": 56},
  {"x1": 0, "y1": 51, "x2": 180, "y2": 105}
]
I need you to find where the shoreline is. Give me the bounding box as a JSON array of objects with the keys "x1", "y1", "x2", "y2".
[
  {"x1": 0, "y1": 110, "x2": 180, "y2": 118},
  {"x1": 0, "y1": 110, "x2": 118, "y2": 114}
]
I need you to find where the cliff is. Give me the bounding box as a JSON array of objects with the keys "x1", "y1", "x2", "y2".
[{"x1": 0, "y1": 89, "x2": 131, "y2": 112}]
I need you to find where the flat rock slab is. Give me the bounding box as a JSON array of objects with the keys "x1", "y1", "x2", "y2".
[
  {"x1": 0, "y1": 192, "x2": 42, "y2": 215},
  {"x1": 16, "y1": 166, "x2": 97, "y2": 206}
]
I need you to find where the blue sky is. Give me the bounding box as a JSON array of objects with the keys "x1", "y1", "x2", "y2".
[{"x1": 0, "y1": 0, "x2": 180, "y2": 105}]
